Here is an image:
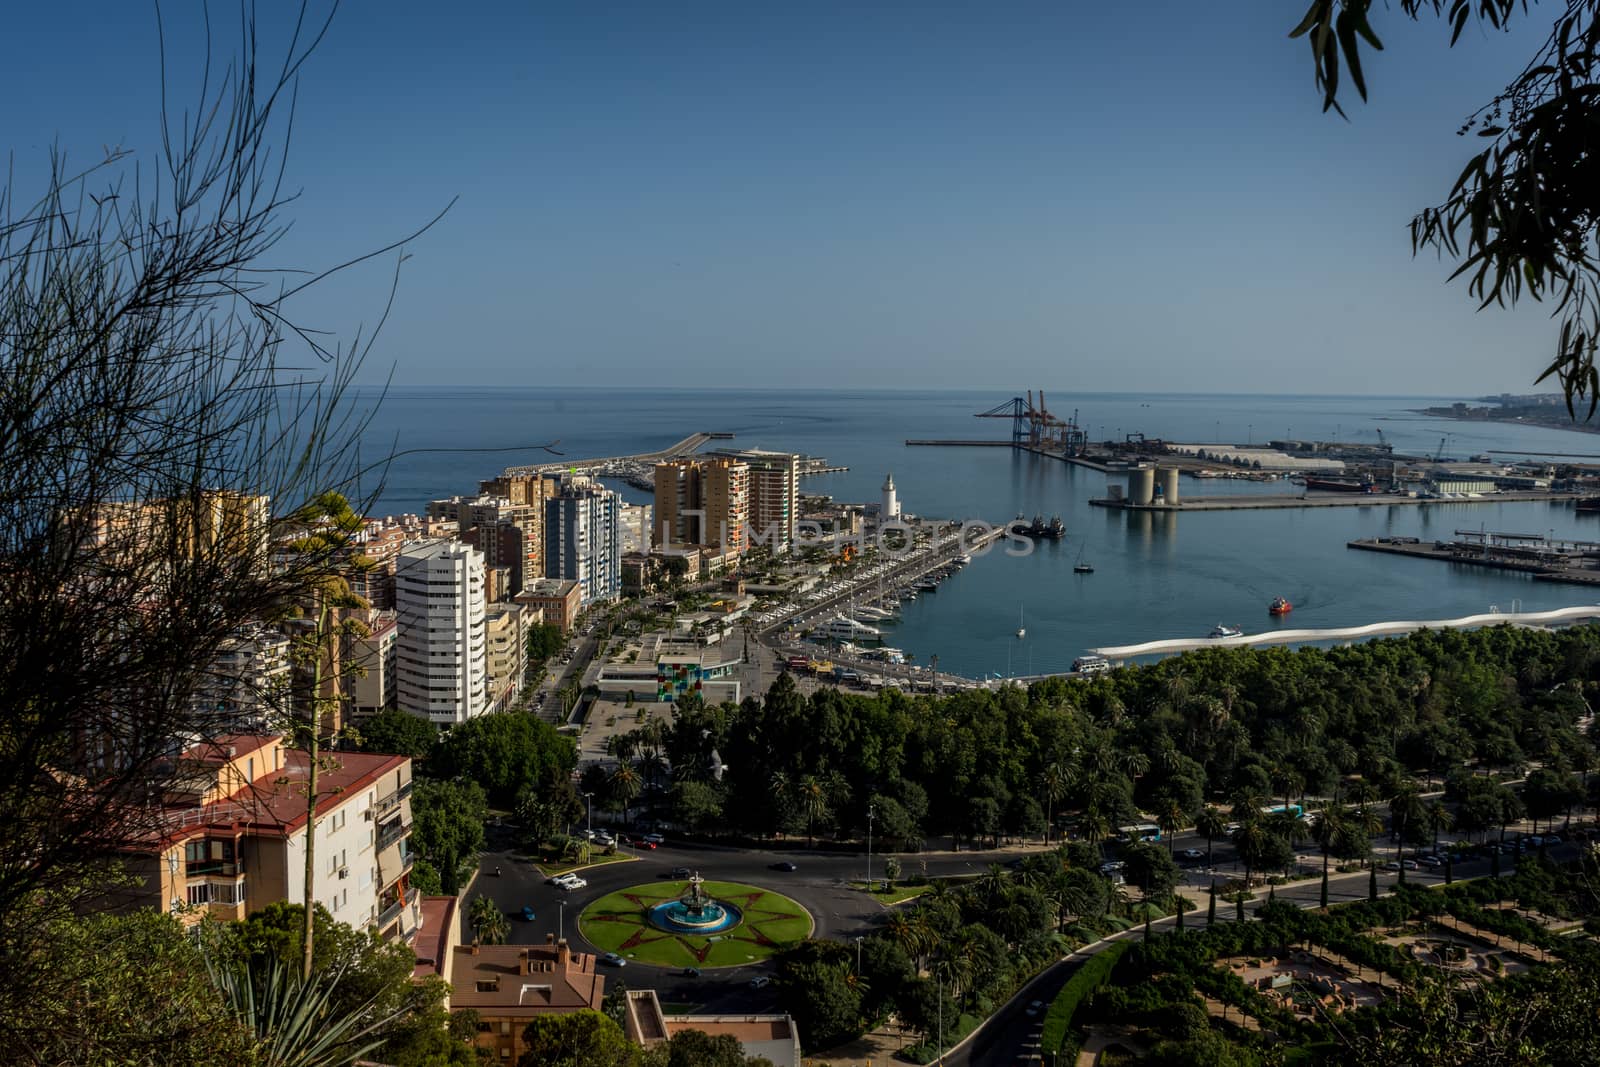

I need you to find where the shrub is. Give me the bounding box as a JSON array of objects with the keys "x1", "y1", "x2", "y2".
[{"x1": 1039, "y1": 941, "x2": 1131, "y2": 1054}]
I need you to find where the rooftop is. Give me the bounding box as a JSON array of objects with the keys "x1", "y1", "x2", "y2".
[
  {"x1": 412, "y1": 895, "x2": 458, "y2": 980},
  {"x1": 448, "y1": 938, "x2": 604, "y2": 1016}
]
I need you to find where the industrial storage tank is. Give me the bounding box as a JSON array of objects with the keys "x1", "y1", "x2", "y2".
[
  {"x1": 1128, "y1": 466, "x2": 1155, "y2": 506},
  {"x1": 1158, "y1": 467, "x2": 1180, "y2": 506}
]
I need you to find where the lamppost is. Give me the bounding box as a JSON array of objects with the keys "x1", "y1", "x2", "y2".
[
  {"x1": 168, "y1": 851, "x2": 183, "y2": 915},
  {"x1": 866, "y1": 804, "x2": 876, "y2": 890},
  {"x1": 854, "y1": 935, "x2": 864, "y2": 974},
  {"x1": 559, "y1": 899, "x2": 566, "y2": 942},
  {"x1": 583, "y1": 792, "x2": 594, "y2": 838}
]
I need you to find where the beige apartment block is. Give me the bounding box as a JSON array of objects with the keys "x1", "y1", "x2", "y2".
[{"x1": 653, "y1": 457, "x2": 750, "y2": 553}]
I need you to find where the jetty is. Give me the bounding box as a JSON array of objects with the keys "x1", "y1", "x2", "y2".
[
  {"x1": 1085, "y1": 606, "x2": 1600, "y2": 661},
  {"x1": 1091, "y1": 490, "x2": 1578, "y2": 512},
  {"x1": 1350, "y1": 533, "x2": 1600, "y2": 586}
]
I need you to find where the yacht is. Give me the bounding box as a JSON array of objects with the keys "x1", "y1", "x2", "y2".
[
  {"x1": 1015, "y1": 606, "x2": 1026, "y2": 640},
  {"x1": 1209, "y1": 624, "x2": 1244, "y2": 639},
  {"x1": 954, "y1": 553, "x2": 974, "y2": 565},
  {"x1": 810, "y1": 615, "x2": 883, "y2": 642}
]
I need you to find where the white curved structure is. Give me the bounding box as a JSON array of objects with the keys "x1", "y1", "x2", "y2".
[{"x1": 1092, "y1": 606, "x2": 1600, "y2": 660}]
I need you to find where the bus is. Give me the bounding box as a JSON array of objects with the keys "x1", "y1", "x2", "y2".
[
  {"x1": 1262, "y1": 804, "x2": 1304, "y2": 820},
  {"x1": 1118, "y1": 823, "x2": 1162, "y2": 843}
]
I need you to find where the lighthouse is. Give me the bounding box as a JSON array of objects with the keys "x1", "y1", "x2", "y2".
[{"x1": 881, "y1": 473, "x2": 900, "y2": 521}]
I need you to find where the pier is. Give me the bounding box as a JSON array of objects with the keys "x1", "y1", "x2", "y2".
[
  {"x1": 1091, "y1": 490, "x2": 1579, "y2": 512},
  {"x1": 1082, "y1": 606, "x2": 1600, "y2": 662},
  {"x1": 503, "y1": 431, "x2": 720, "y2": 475},
  {"x1": 1349, "y1": 533, "x2": 1600, "y2": 586},
  {"x1": 905, "y1": 439, "x2": 1014, "y2": 447}
]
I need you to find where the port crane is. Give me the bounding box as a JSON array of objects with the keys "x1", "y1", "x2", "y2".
[{"x1": 974, "y1": 391, "x2": 1087, "y2": 454}]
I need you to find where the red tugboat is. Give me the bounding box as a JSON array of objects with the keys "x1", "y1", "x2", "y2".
[{"x1": 1268, "y1": 596, "x2": 1293, "y2": 616}]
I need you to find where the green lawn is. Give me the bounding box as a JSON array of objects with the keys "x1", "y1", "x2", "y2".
[
  {"x1": 578, "y1": 880, "x2": 813, "y2": 969},
  {"x1": 847, "y1": 881, "x2": 933, "y2": 905},
  {"x1": 538, "y1": 852, "x2": 634, "y2": 877}
]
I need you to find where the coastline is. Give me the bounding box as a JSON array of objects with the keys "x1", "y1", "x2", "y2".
[{"x1": 1411, "y1": 407, "x2": 1600, "y2": 437}]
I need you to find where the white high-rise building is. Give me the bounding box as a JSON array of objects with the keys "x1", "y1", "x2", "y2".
[
  {"x1": 881, "y1": 473, "x2": 900, "y2": 521},
  {"x1": 395, "y1": 539, "x2": 487, "y2": 725},
  {"x1": 546, "y1": 479, "x2": 622, "y2": 605}
]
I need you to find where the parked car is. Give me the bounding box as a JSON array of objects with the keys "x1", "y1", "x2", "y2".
[
  {"x1": 599, "y1": 953, "x2": 626, "y2": 967},
  {"x1": 521, "y1": 906, "x2": 535, "y2": 922},
  {"x1": 545, "y1": 873, "x2": 567, "y2": 885},
  {"x1": 682, "y1": 967, "x2": 701, "y2": 978},
  {"x1": 1417, "y1": 855, "x2": 1442, "y2": 868},
  {"x1": 1179, "y1": 848, "x2": 1204, "y2": 861},
  {"x1": 559, "y1": 875, "x2": 587, "y2": 890},
  {"x1": 642, "y1": 833, "x2": 665, "y2": 845},
  {"x1": 594, "y1": 831, "x2": 615, "y2": 846},
  {"x1": 1400, "y1": 859, "x2": 1419, "y2": 870},
  {"x1": 670, "y1": 866, "x2": 692, "y2": 878},
  {"x1": 1382, "y1": 861, "x2": 1401, "y2": 871},
  {"x1": 770, "y1": 861, "x2": 798, "y2": 872},
  {"x1": 749, "y1": 976, "x2": 772, "y2": 989},
  {"x1": 1545, "y1": 833, "x2": 1563, "y2": 845}
]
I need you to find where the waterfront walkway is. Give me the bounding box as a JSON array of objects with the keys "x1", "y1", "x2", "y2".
[{"x1": 1086, "y1": 606, "x2": 1600, "y2": 661}]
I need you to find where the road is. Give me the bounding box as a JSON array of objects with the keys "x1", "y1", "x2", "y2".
[{"x1": 471, "y1": 830, "x2": 1040, "y2": 1015}]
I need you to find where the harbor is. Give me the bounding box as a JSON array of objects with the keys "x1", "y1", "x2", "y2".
[
  {"x1": 1348, "y1": 531, "x2": 1600, "y2": 586},
  {"x1": 1092, "y1": 489, "x2": 1580, "y2": 512}
]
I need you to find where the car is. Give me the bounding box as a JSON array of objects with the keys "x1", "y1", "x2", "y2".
[
  {"x1": 637, "y1": 840, "x2": 658, "y2": 850},
  {"x1": 1417, "y1": 855, "x2": 1443, "y2": 868},
  {"x1": 670, "y1": 866, "x2": 692, "y2": 878},
  {"x1": 521, "y1": 906, "x2": 535, "y2": 922},
  {"x1": 561, "y1": 876, "x2": 588, "y2": 890},
  {"x1": 1180, "y1": 848, "x2": 1205, "y2": 861},
  {"x1": 1098, "y1": 861, "x2": 1125, "y2": 874},
  {"x1": 770, "y1": 861, "x2": 798, "y2": 872},
  {"x1": 682, "y1": 967, "x2": 701, "y2": 978},
  {"x1": 599, "y1": 953, "x2": 626, "y2": 967},
  {"x1": 1024, "y1": 1000, "x2": 1045, "y2": 1018},
  {"x1": 1225, "y1": 822, "x2": 1241, "y2": 834},
  {"x1": 749, "y1": 976, "x2": 772, "y2": 990},
  {"x1": 642, "y1": 833, "x2": 665, "y2": 845},
  {"x1": 1546, "y1": 833, "x2": 1563, "y2": 845},
  {"x1": 1382, "y1": 861, "x2": 1401, "y2": 871},
  {"x1": 1400, "y1": 859, "x2": 1419, "y2": 870},
  {"x1": 594, "y1": 831, "x2": 615, "y2": 846},
  {"x1": 545, "y1": 873, "x2": 569, "y2": 885}
]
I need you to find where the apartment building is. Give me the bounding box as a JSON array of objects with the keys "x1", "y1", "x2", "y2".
[
  {"x1": 483, "y1": 603, "x2": 528, "y2": 714},
  {"x1": 514, "y1": 578, "x2": 581, "y2": 634},
  {"x1": 118, "y1": 733, "x2": 420, "y2": 942},
  {"x1": 349, "y1": 611, "x2": 398, "y2": 717},
  {"x1": 395, "y1": 539, "x2": 488, "y2": 725},
  {"x1": 710, "y1": 449, "x2": 799, "y2": 553},
  {"x1": 194, "y1": 625, "x2": 291, "y2": 728},
  {"x1": 544, "y1": 479, "x2": 621, "y2": 605},
  {"x1": 653, "y1": 457, "x2": 749, "y2": 553},
  {"x1": 450, "y1": 936, "x2": 605, "y2": 1062}
]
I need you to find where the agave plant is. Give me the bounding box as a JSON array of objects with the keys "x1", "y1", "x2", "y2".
[{"x1": 205, "y1": 954, "x2": 398, "y2": 1067}]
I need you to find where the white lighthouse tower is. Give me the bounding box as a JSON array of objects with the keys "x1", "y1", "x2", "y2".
[{"x1": 881, "y1": 473, "x2": 900, "y2": 521}]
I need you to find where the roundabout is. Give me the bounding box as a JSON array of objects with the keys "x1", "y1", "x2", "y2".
[{"x1": 578, "y1": 875, "x2": 813, "y2": 968}]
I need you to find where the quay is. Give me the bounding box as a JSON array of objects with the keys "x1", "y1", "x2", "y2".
[
  {"x1": 1091, "y1": 490, "x2": 1579, "y2": 512},
  {"x1": 1069, "y1": 607, "x2": 1600, "y2": 664},
  {"x1": 905, "y1": 439, "x2": 1013, "y2": 447},
  {"x1": 503, "y1": 431, "x2": 720, "y2": 475},
  {"x1": 1349, "y1": 533, "x2": 1600, "y2": 586}
]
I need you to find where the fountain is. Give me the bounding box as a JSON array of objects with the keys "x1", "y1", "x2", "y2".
[{"x1": 646, "y1": 872, "x2": 743, "y2": 935}]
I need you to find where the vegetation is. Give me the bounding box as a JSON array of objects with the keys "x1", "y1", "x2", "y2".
[
  {"x1": 1039, "y1": 941, "x2": 1131, "y2": 1058},
  {"x1": 577, "y1": 881, "x2": 812, "y2": 968},
  {"x1": 601, "y1": 626, "x2": 1600, "y2": 859},
  {"x1": 1288, "y1": 1, "x2": 1600, "y2": 409}
]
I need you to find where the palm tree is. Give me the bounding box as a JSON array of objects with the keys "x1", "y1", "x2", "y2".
[
  {"x1": 797, "y1": 774, "x2": 830, "y2": 847},
  {"x1": 610, "y1": 762, "x2": 642, "y2": 826},
  {"x1": 1310, "y1": 805, "x2": 1348, "y2": 907},
  {"x1": 1196, "y1": 806, "x2": 1229, "y2": 870},
  {"x1": 977, "y1": 863, "x2": 1012, "y2": 908},
  {"x1": 468, "y1": 895, "x2": 510, "y2": 946},
  {"x1": 1156, "y1": 799, "x2": 1188, "y2": 856},
  {"x1": 1387, "y1": 779, "x2": 1426, "y2": 878},
  {"x1": 1040, "y1": 761, "x2": 1070, "y2": 845},
  {"x1": 1425, "y1": 798, "x2": 1454, "y2": 851},
  {"x1": 1231, "y1": 817, "x2": 1269, "y2": 888}
]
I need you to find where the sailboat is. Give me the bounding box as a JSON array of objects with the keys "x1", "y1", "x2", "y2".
[
  {"x1": 1015, "y1": 606, "x2": 1026, "y2": 640},
  {"x1": 1073, "y1": 544, "x2": 1094, "y2": 574}
]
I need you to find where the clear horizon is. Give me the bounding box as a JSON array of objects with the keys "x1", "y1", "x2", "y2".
[{"x1": 0, "y1": 2, "x2": 1563, "y2": 395}]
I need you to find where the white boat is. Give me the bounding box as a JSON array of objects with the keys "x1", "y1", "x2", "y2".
[
  {"x1": 1208, "y1": 624, "x2": 1243, "y2": 639},
  {"x1": 810, "y1": 615, "x2": 883, "y2": 642},
  {"x1": 1015, "y1": 606, "x2": 1026, "y2": 640},
  {"x1": 955, "y1": 554, "x2": 973, "y2": 565}
]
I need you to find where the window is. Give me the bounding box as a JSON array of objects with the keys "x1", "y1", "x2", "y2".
[
  {"x1": 476, "y1": 981, "x2": 497, "y2": 993},
  {"x1": 186, "y1": 883, "x2": 211, "y2": 906}
]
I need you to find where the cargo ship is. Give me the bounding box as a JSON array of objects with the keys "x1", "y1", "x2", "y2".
[{"x1": 1303, "y1": 476, "x2": 1377, "y2": 493}]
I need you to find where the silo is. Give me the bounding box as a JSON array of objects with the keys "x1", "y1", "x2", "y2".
[
  {"x1": 1129, "y1": 465, "x2": 1155, "y2": 506},
  {"x1": 1159, "y1": 466, "x2": 1180, "y2": 506}
]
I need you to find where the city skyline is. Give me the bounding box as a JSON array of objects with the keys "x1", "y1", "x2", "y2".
[{"x1": 0, "y1": 3, "x2": 1561, "y2": 395}]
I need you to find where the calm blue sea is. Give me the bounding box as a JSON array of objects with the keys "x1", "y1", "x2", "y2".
[{"x1": 351, "y1": 388, "x2": 1600, "y2": 678}]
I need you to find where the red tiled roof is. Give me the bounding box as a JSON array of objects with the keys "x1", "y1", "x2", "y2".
[
  {"x1": 182, "y1": 733, "x2": 277, "y2": 765},
  {"x1": 413, "y1": 895, "x2": 458, "y2": 980}
]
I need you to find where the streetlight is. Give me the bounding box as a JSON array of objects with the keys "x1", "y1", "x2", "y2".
[
  {"x1": 583, "y1": 792, "x2": 594, "y2": 839},
  {"x1": 854, "y1": 935, "x2": 864, "y2": 974},
  {"x1": 559, "y1": 899, "x2": 566, "y2": 942},
  {"x1": 866, "y1": 805, "x2": 876, "y2": 890}
]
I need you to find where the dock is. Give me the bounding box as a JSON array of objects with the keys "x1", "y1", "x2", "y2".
[
  {"x1": 1349, "y1": 534, "x2": 1600, "y2": 586},
  {"x1": 1081, "y1": 606, "x2": 1600, "y2": 661},
  {"x1": 905, "y1": 439, "x2": 1014, "y2": 447},
  {"x1": 1091, "y1": 490, "x2": 1579, "y2": 512},
  {"x1": 503, "y1": 431, "x2": 721, "y2": 475}
]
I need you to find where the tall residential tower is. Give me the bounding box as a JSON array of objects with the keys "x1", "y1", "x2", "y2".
[{"x1": 395, "y1": 539, "x2": 487, "y2": 725}]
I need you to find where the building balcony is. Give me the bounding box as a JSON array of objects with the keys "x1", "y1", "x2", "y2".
[
  {"x1": 186, "y1": 860, "x2": 243, "y2": 878},
  {"x1": 376, "y1": 818, "x2": 410, "y2": 852},
  {"x1": 376, "y1": 898, "x2": 404, "y2": 930},
  {"x1": 373, "y1": 778, "x2": 413, "y2": 814}
]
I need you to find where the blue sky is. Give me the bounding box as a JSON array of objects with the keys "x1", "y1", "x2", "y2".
[{"x1": 0, "y1": 2, "x2": 1561, "y2": 394}]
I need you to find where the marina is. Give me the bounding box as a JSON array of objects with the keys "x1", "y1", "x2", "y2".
[{"x1": 1091, "y1": 489, "x2": 1580, "y2": 512}]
